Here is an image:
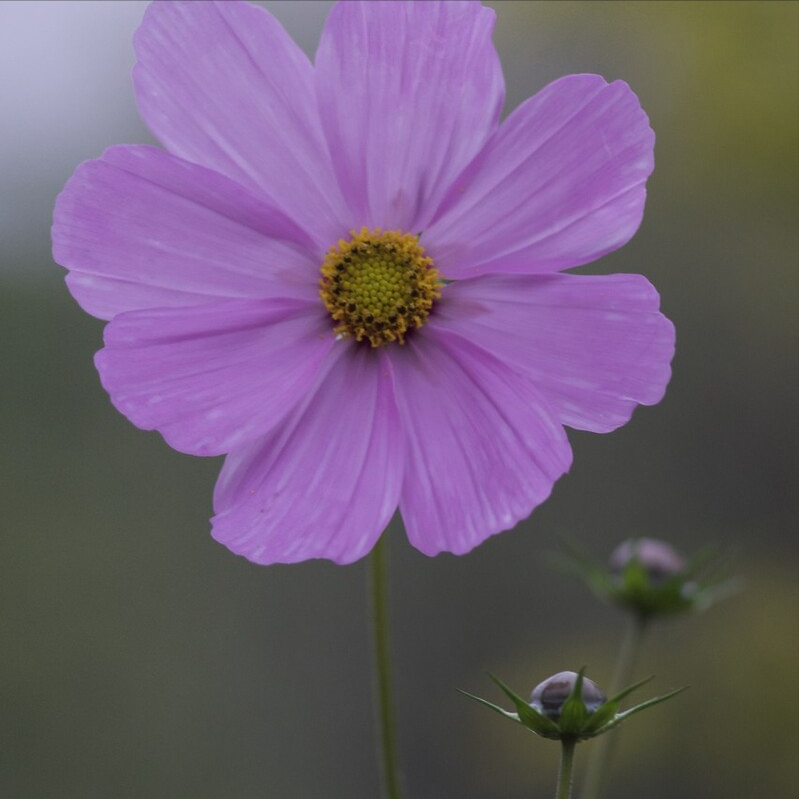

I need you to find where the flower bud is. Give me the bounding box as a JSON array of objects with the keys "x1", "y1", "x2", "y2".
[
  {"x1": 462, "y1": 669, "x2": 686, "y2": 742},
  {"x1": 530, "y1": 671, "x2": 606, "y2": 719},
  {"x1": 555, "y1": 536, "x2": 737, "y2": 620},
  {"x1": 610, "y1": 538, "x2": 685, "y2": 586}
]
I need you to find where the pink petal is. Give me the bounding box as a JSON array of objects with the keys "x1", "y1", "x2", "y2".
[
  {"x1": 133, "y1": 0, "x2": 347, "y2": 248},
  {"x1": 53, "y1": 146, "x2": 319, "y2": 320},
  {"x1": 315, "y1": 0, "x2": 504, "y2": 232},
  {"x1": 426, "y1": 75, "x2": 654, "y2": 277},
  {"x1": 389, "y1": 328, "x2": 572, "y2": 556},
  {"x1": 212, "y1": 345, "x2": 403, "y2": 565},
  {"x1": 435, "y1": 273, "x2": 675, "y2": 432},
  {"x1": 96, "y1": 300, "x2": 335, "y2": 456}
]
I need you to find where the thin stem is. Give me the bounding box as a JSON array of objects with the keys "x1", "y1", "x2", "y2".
[
  {"x1": 369, "y1": 534, "x2": 403, "y2": 799},
  {"x1": 580, "y1": 614, "x2": 648, "y2": 799},
  {"x1": 612, "y1": 613, "x2": 648, "y2": 693},
  {"x1": 556, "y1": 738, "x2": 578, "y2": 799}
]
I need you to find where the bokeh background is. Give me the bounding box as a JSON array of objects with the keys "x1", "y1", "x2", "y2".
[{"x1": 2, "y1": 1, "x2": 797, "y2": 797}]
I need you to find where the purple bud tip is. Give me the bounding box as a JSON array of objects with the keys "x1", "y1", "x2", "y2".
[
  {"x1": 529, "y1": 671, "x2": 606, "y2": 718},
  {"x1": 610, "y1": 538, "x2": 685, "y2": 585}
]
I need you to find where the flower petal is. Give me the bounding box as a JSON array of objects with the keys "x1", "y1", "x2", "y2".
[
  {"x1": 96, "y1": 300, "x2": 335, "y2": 456},
  {"x1": 434, "y1": 273, "x2": 675, "y2": 432},
  {"x1": 389, "y1": 328, "x2": 572, "y2": 556},
  {"x1": 212, "y1": 345, "x2": 404, "y2": 565},
  {"x1": 315, "y1": 0, "x2": 504, "y2": 231},
  {"x1": 133, "y1": 0, "x2": 347, "y2": 247},
  {"x1": 53, "y1": 145, "x2": 319, "y2": 320},
  {"x1": 426, "y1": 75, "x2": 654, "y2": 277}
]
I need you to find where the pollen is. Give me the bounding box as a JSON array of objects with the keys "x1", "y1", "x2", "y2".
[{"x1": 319, "y1": 227, "x2": 441, "y2": 347}]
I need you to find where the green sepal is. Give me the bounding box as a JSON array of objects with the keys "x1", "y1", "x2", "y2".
[
  {"x1": 581, "y1": 699, "x2": 617, "y2": 735},
  {"x1": 548, "y1": 536, "x2": 615, "y2": 599},
  {"x1": 693, "y1": 576, "x2": 742, "y2": 612},
  {"x1": 681, "y1": 545, "x2": 717, "y2": 578},
  {"x1": 617, "y1": 561, "x2": 692, "y2": 617},
  {"x1": 621, "y1": 559, "x2": 650, "y2": 593},
  {"x1": 691, "y1": 549, "x2": 742, "y2": 611},
  {"x1": 610, "y1": 685, "x2": 689, "y2": 728},
  {"x1": 487, "y1": 673, "x2": 561, "y2": 737},
  {"x1": 581, "y1": 676, "x2": 653, "y2": 734},
  {"x1": 456, "y1": 689, "x2": 520, "y2": 723},
  {"x1": 558, "y1": 668, "x2": 590, "y2": 735},
  {"x1": 607, "y1": 674, "x2": 656, "y2": 706}
]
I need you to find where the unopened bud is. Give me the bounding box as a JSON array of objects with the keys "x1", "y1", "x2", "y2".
[
  {"x1": 610, "y1": 538, "x2": 685, "y2": 586},
  {"x1": 530, "y1": 671, "x2": 606, "y2": 719},
  {"x1": 462, "y1": 669, "x2": 686, "y2": 741}
]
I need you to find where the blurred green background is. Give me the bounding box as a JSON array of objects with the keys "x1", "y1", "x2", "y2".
[{"x1": 1, "y1": 1, "x2": 797, "y2": 797}]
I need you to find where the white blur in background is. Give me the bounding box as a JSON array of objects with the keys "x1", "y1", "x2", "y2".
[{"x1": 0, "y1": 0, "x2": 335, "y2": 274}]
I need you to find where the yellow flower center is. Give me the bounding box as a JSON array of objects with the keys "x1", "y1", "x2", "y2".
[{"x1": 319, "y1": 228, "x2": 441, "y2": 347}]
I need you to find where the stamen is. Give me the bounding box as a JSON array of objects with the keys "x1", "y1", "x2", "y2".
[{"x1": 319, "y1": 228, "x2": 441, "y2": 347}]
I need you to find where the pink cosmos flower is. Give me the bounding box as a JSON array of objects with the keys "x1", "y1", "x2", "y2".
[{"x1": 52, "y1": 0, "x2": 675, "y2": 565}]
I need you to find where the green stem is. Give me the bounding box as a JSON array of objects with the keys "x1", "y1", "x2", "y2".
[
  {"x1": 580, "y1": 614, "x2": 648, "y2": 799},
  {"x1": 369, "y1": 534, "x2": 403, "y2": 799},
  {"x1": 556, "y1": 738, "x2": 578, "y2": 799},
  {"x1": 612, "y1": 613, "x2": 648, "y2": 693}
]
